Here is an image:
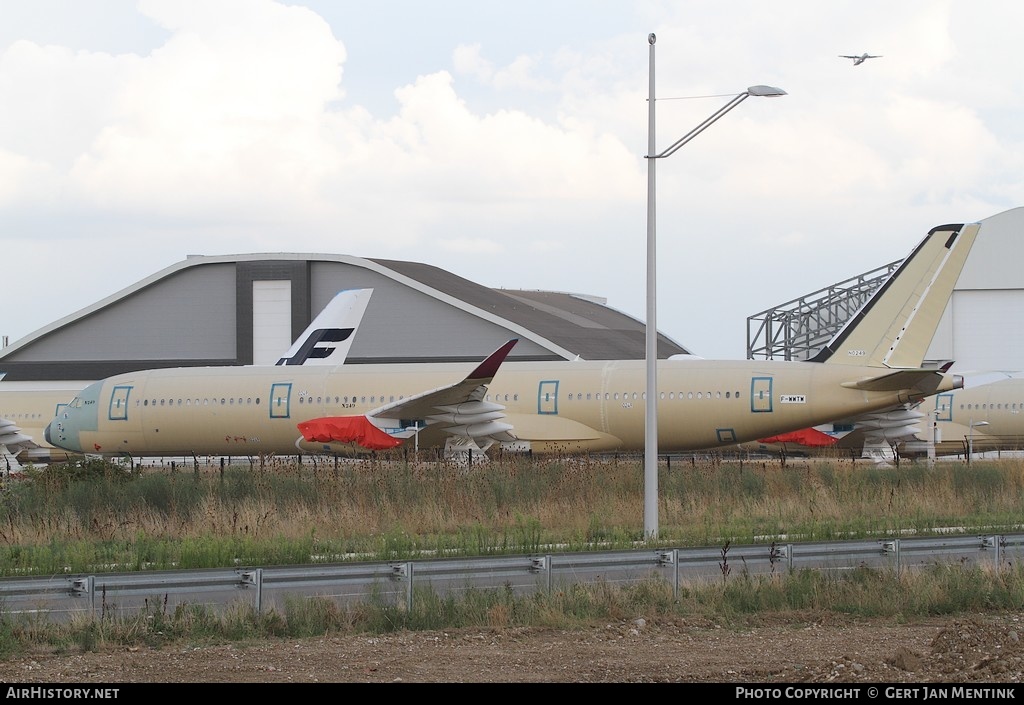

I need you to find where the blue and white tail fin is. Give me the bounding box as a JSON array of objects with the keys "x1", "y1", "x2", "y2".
[{"x1": 276, "y1": 289, "x2": 373, "y2": 366}]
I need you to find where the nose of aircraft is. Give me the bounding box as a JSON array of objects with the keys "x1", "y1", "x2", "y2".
[{"x1": 44, "y1": 420, "x2": 54, "y2": 446}]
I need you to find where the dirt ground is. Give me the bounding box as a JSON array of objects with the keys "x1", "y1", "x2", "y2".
[{"x1": 1, "y1": 613, "x2": 1023, "y2": 683}]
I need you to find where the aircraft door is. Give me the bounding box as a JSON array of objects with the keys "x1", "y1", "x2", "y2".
[
  {"x1": 750, "y1": 377, "x2": 773, "y2": 413},
  {"x1": 109, "y1": 385, "x2": 132, "y2": 421},
  {"x1": 537, "y1": 380, "x2": 559, "y2": 415},
  {"x1": 270, "y1": 383, "x2": 292, "y2": 419}
]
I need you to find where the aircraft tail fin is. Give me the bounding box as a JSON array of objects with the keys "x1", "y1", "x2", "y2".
[
  {"x1": 811, "y1": 222, "x2": 979, "y2": 368},
  {"x1": 275, "y1": 288, "x2": 373, "y2": 366}
]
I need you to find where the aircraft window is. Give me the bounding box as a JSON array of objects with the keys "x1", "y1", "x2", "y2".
[
  {"x1": 229, "y1": 398, "x2": 234, "y2": 405},
  {"x1": 220, "y1": 398, "x2": 226, "y2": 405},
  {"x1": 613, "y1": 393, "x2": 619, "y2": 400},
  {"x1": 632, "y1": 392, "x2": 638, "y2": 400},
  {"x1": 735, "y1": 391, "x2": 741, "y2": 398},
  {"x1": 186, "y1": 399, "x2": 190, "y2": 406},
  {"x1": 247, "y1": 398, "x2": 253, "y2": 405},
  {"x1": 144, "y1": 400, "x2": 148, "y2": 406},
  {"x1": 177, "y1": 399, "x2": 182, "y2": 406},
  {"x1": 716, "y1": 392, "x2": 721, "y2": 399},
  {"x1": 688, "y1": 392, "x2": 693, "y2": 399},
  {"x1": 725, "y1": 392, "x2": 730, "y2": 399},
  {"x1": 360, "y1": 396, "x2": 366, "y2": 403},
  {"x1": 318, "y1": 397, "x2": 323, "y2": 404},
  {"x1": 256, "y1": 398, "x2": 261, "y2": 405},
  {"x1": 160, "y1": 399, "x2": 166, "y2": 406},
  {"x1": 706, "y1": 392, "x2": 711, "y2": 399},
  {"x1": 586, "y1": 393, "x2": 592, "y2": 400},
  {"x1": 514, "y1": 394, "x2": 519, "y2": 401},
  {"x1": 390, "y1": 396, "x2": 395, "y2": 403},
  {"x1": 697, "y1": 393, "x2": 702, "y2": 399}
]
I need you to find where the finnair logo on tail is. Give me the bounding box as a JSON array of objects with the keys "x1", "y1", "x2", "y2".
[{"x1": 276, "y1": 328, "x2": 355, "y2": 365}]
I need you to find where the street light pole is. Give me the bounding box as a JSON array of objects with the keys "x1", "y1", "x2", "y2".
[{"x1": 643, "y1": 33, "x2": 785, "y2": 539}]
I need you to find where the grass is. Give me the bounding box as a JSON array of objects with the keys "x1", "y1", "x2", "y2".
[{"x1": 1, "y1": 452, "x2": 1023, "y2": 655}]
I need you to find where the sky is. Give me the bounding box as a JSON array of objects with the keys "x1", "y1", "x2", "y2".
[{"x1": 2, "y1": 0, "x2": 1022, "y2": 360}]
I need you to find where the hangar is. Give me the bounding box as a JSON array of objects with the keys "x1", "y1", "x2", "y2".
[{"x1": 0, "y1": 253, "x2": 690, "y2": 383}]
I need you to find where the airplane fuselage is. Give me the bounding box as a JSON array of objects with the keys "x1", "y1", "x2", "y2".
[
  {"x1": 0, "y1": 383, "x2": 88, "y2": 463},
  {"x1": 47, "y1": 358, "x2": 960, "y2": 458},
  {"x1": 924, "y1": 378, "x2": 1024, "y2": 454}
]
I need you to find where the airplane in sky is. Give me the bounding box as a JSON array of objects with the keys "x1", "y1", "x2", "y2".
[
  {"x1": 840, "y1": 53, "x2": 883, "y2": 66},
  {"x1": 0, "y1": 288, "x2": 372, "y2": 471},
  {"x1": 45, "y1": 222, "x2": 979, "y2": 462}
]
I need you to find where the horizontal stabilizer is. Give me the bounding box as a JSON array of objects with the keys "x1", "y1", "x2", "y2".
[{"x1": 841, "y1": 369, "x2": 963, "y2": 395}]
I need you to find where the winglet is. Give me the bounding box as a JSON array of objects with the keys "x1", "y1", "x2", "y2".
[{"x1": 468, "y1": 339, "x2": 518, "y2": 381}]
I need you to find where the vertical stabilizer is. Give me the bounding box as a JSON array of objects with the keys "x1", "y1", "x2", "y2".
[
  {"x1": 276, "y1": 289, "x2": 373, "y2": 366},
  {"x1": 811, "y1": 223, "x2": 979, "y2": 368}
]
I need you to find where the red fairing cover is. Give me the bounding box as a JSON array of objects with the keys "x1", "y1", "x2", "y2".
[
  {"x1": 297, "y1": 416, "x2": 402, "y2": 450},
  {"x1": 758, "y1": 427, "x2": 838, "y2": 447}
]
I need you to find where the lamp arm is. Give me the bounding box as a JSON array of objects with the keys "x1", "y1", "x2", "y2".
[{"x1": 652, "y1": 92, "x2": 750, "y2": 159}]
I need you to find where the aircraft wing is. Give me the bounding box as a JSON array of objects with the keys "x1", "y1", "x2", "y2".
[
  {"x1": 841, "y1": 368, "x2": 962, "y2": 396},
  {"x1": 370, "y1": 339, "x2": 518, "y2": 419},
  {"x1": 297, "y1": 339, "x2": 520, "y2": 450}
]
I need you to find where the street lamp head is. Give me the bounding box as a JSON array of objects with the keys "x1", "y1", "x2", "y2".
[
  {"x1": 747, "y1": 85, "x2": 787, "y2": 97},
  {"x1": 648, "y1": 33, "x2": 656, "y2": 45}
]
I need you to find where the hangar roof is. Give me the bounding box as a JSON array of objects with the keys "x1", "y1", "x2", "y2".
[{"x1": 0, "y1": 253, "x2": 690, "y2": 382}]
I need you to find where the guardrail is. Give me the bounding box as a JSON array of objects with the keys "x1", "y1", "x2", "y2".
[{"x1": 0, "y1": 534, "x2": 1019, "y2": 622}]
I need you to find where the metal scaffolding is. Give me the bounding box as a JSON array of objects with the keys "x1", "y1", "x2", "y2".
[{"x1": 747, "y1": 260, "x2": 902, "y2": 361}]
